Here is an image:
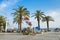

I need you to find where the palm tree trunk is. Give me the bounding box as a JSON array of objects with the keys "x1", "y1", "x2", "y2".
[
  {"x1": 47, "y1": 21, "x2": 49, "y2": 31},
  {"x1": 37, "y1": 18, "x2": 40, "y2": 28},
  {"x1": 18, "y1": 23, "x2": 20, "y2": 31},
  {"x1": 4, "y1": 26, "x2": 5, "y2": 32},
  {"x1": 0, "y1": 26, "x2": 1, "y2": 32},
  {"x1": 20, "y1": 21, "x2": 22, "y2": 33},
  {"x1": 20, "y1": 14, "x2": 22, "y2": 33},
  {"x1": 3, "y1": 23, "x2": 6, "y2": 32}
]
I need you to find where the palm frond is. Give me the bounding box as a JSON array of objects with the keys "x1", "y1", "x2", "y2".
[
  {"x1": 42, "y1": 16, "x2": 54, "y2": 22},
  {"x1": 19, "y1": 6, "x2": 24, "y2": 11},
  {"x1": 11, "y1": 12, "x2": 18, "y2": 16}
]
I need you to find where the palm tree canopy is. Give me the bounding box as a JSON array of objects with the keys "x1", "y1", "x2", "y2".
[
  {"x1": 12, "y1": 6, "x2": 30, "y2": 23},
  {"x1": 42, "y1": 16, "x2": 54, "y2": 22},
  {"x1": 0, "y1": 16, "x2": 5, "y2": 23},
  {"x1": 0, "y1": 16, "x2": 6, "y2": 26},
  {"x1": 32, "y1": 10, "x2": 45, "y2": 20}
]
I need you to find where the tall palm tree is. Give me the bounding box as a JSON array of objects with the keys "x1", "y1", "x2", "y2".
[
  {"x1": 32, "y1": 10, "x2": 45, "y2": 29},
  {"x1": 12, "y1": 6, "x2": 30, "y2": 32},
  {"x1": 42, "y1": 16, "x2": 54, "y2": 31},
  {"x1": 0, "y1": 16, "x2": 5, "y2": 32}
]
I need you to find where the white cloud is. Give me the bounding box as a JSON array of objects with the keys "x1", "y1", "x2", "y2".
[{"x1": 0, "y1": 0, "x2": 20, "y2": 12}]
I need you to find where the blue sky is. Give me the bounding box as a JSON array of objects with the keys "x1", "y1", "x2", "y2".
[{"x1": 0, "y1": 0, "x2": 60, "y2": 28}]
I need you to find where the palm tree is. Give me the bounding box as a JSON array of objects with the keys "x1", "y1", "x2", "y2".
[
  {"x1": 42, "y1": 16, "x2": 54, "y2": 31},
  {"x1": 0, "y1": 16, "x2": 5, "y2": 32},
  {"x1": 32, "y1": 10, "x2": 45, "y2": 29},
  {"x1": 12, "y1": 6, "x2": 30, "y2": 32},
  {"x1": 3, "y1": 21, "x2": 6, "y2": 32}
]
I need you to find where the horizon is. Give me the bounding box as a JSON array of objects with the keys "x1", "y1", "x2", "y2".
[{"x1": 0, "y1": 0, "x2": 60, "y2": 29}]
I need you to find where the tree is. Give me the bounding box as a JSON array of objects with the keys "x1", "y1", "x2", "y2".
[
  {"x1": 12, "y1": 6, "x2": 30, "y2": 32},
  {"x1": 0, "y1": 16, "x2": 6, "y2": 32},
  {"x1": 32, "y1": 10, "x2": 45, "y2": 29},
  {"x1": 42, "y1": 16, "x2": 54, "y2": 31},
  {"x1": 3, "y1": 21, "x2": 6, "y2": 32}
]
